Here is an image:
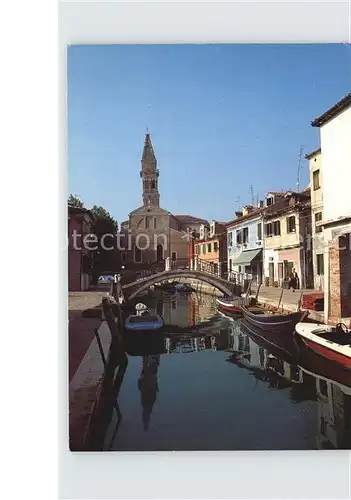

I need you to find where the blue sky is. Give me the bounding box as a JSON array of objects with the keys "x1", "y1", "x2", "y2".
[{"x1": 68, "y1": 44, "x2": 351, "y2": 223}]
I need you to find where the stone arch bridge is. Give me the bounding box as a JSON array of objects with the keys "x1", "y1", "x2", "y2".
[{"x1": 120, "y1": 258, "x2": 239, "y2": 301}]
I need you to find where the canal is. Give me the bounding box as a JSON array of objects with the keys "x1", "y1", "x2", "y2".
[{"x1": 102, "y1": 292, "x2": 351, "y2": 451}]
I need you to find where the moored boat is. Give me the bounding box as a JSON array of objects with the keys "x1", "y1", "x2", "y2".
[
  {"x1": 217, "y1": 295, "x2": 249, "y2": 316},
  {"x1": 241, "y1": 305, "x2": 308, "y2": 333},
  {"x1": 124, "y1": 314, "x2": 164, "y2": 333},
  {"x1": 294, "y1": 322, "x2": 351, "y2": 369}
]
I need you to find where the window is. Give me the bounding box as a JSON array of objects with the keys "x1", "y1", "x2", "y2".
[
  {"x1": 316, "y1": 253, "x2": 324, "y2": 275},
  {"x1": 202, "y1": 244, "x2": 206, "y2": 254},
  {"x1": 315, "y1": 212, "x2": 322, "y2": 233},
  {"x1": 278, "y1": 262, "x2": 284, "y2": 279},
  {"x1": 243, "y1": 227, "x2": 249, "y2": 244},
  {"x1": 313, "y1": 169, "x2": 321, "y2": 190},
  {"x1": 151, "y1": 181, "x2": 156, "y2": 189},
  {"x1": 287, "y1": 216, "x2": 296, "y2": 233},
  {"x1": 196, "y1": 245, "x2": 200, "y2": 255},
  {"x1": 210, "y1": 222, "x2": 215, "y2": 237},
  {"x1": 134, "y1": 247, "x2": 142, "y2": 263},
  {"x1": 265, "y1": 222, "x2": 273, "y2": 237},
  {"x1": 228, "y1": 231, "x2": 233, "y2": 247},
  {"x1": 238, "y1": 265, "x2": 242, "y2": 273},
  {"x1": 171, "y1": 251, "x2": 177, "y2": 261},
  {"x1": 145, "y1": 217, "x2": 150, "y2": 229},
  {"x1": 266, "y1": 196, "x2": 273, "y2": 206},
  {"x1": 207, "y1": 243, "x2": 212, "y2": 252},
  {"x1": 214, "y1": 241, "x2": 218, "y2": 251},
  {"x1": 236, "y1": 229, "x2": 242, "y2": 245},
  {"x1": 273, "y1": 220, "x2": 281, "y2": 236},
  {"x1": 229, "y1": 259, "x2": 232, "y2": 272},
  {"x1": 257, "y1": 223, "x2": 262, "y2": 241},
  {"x1": 153, "y1": 218, "x2": 157, "y2": 229}
]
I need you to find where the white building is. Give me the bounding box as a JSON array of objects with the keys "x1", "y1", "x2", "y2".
[
  {"x1": 305, "y1": 148, "x2": 324, "y2": 290},
  {"x1": 311, "y1": 93, "x2": 351, "y2": 324}
]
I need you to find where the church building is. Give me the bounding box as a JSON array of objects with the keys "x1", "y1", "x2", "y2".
[{"x1": 121, "y1": 133, "x2": 207, "y2": 266}]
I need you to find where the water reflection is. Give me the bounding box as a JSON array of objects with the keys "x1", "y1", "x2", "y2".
[
  {"x1": 138, "y1": 355, "x2": 160, "y2": 431},
  {"x1": 101, "y1": 293, "x2": 351, "y2": 451}
]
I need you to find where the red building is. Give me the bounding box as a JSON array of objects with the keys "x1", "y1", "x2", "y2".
[{"x1": 68, "y1": 205, "x2": 95, "y2": 291}]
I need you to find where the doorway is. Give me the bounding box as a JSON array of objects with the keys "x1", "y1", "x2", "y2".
[
  {"x1": 156, "y1": 244, "x2": 164, "y2": 261},
  {"x1": 269, "y1": 262, "x2": 274, "y2": 286}
]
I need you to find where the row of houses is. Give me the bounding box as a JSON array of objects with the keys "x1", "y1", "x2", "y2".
[{"x1": 193, "y1": 92, "x2": 351, "y2": 325}]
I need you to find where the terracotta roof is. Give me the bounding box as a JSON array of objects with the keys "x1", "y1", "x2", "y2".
[
  {"x1": 311, "y1": 93, "x2": 351, "y2": 127},
  {"x1": 267, "y1": 191, "x2": 287, "y2": 197},
  {"x1": 174, "y1": 214, "x2": 209, "y2": 224},
  {"x1": 305, "y1": 147, "x2": 321, "y2": 160},
  {"x1": 226, "y1": 207, "x2": 264, "y2": 228}
]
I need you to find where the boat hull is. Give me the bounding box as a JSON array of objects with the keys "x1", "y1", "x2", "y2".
[
  {"x1": 217, "y1": 296, "x2": 248, "y2": 315},
  {"x1": 242, "y1": 306, "x2": 306, "y2": 333},
  {"x1": 124, "y1": 314, "x2": 164, "y2": 334},
  {"x1": 298, "y1": 336, "x2": 351, "y2": 369},
  {"x1": 242, "y1": 321, "x2": 351, "y2": 388}
]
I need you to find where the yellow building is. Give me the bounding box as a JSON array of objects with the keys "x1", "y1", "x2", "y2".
[{"x1": 263, "y1": 190, "x2": 313, "y2": 288}]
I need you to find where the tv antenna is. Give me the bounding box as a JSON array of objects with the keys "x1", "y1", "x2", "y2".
[
  {"x1": 296, "y1": 146, "x2": 304, "y2": 193},
  {"x1": 235, "y1": 196, "x2": 241, "y2": 211},
  {"x1": 249, "y1": 185, "x2": 255, "y2": 206}
]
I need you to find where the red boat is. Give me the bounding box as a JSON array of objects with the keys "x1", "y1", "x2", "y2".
[
  {"x1": 242, "y1": 320, "x2": 351, "y2": 388},
  {"x1": 216, "y1": 296, "x2": 249, "y2": 316},
  {"x1": 295, "y1": 322, "x2": 351, "y2": 369}
]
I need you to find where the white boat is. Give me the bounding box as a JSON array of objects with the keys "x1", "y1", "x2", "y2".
[{"x1": 295, "y1": 322, "x2": 351, "y2": 369}]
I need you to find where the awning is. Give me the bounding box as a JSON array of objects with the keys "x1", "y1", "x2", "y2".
[{"x1": 233, "y1": 248, "x2": 262, "y2": 266}]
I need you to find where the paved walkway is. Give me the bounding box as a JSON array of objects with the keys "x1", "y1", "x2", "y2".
[
  {"x1": 250, "y1": 285, "x2": 324, "y2": 321},
  {"x1": 69, "y1": 291, "x2": 107, "y2": 382}
]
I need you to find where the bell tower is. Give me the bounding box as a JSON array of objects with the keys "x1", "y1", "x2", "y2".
[{"x1": 140, "y1": 133, "x2": 160, "y2": 208}]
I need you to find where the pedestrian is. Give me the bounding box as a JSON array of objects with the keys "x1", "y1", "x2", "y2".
[{"x1": 289, "y1": 269, "x2": 298, "y2": 292}]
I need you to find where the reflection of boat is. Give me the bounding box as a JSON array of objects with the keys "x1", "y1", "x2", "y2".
[
  {"x1": 242, "y1": 305, "x2": 308, "y2": 333},
  {"x1": 242, "y1": 320, "x2": 351, "y2": 389},
  {"x1": 175, "y1": 283, "x2": 195, "y2": 293},
  {"x1": 298, "y1": 365, "x2": 351, "y2": 396},
  {"x1": 124, "y1": 333, "x2": 165, "y2": 357},
  {"x1": 240, "y1": 320, "x2": 297, "y2": 365},
  {"x1": 295, "y1": 322, "x2": 351, "y2": 368}
]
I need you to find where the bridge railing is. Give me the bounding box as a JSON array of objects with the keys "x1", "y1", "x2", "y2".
[{"x1": 170, "y1": 258, "x2": 190, "y2": 270}]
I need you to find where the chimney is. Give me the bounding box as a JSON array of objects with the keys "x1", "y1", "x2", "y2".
[
  {"x1": 242, "y1": 205, "x2": 254, "y2": 217},
  {"x1": 235, "y1": 211, "x2": 243, "y2": 218}
]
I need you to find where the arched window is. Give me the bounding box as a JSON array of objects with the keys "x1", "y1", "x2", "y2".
[{"x1": 134, "y1": 246, "x2": 142, "y2": 263}]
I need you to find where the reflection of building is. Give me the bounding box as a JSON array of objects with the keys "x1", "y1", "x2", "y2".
[
  {"x1": 138, "y1": 355, "x2": 160, "y2": 431},
  {"x1": 315, "y1": 377, "x2": 351, "y2": 449}
]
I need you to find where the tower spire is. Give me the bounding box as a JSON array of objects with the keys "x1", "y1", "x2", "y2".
[
  {"x1": 140, "y1": 132, "x2": 160, "y2": 207},
  {"x1": 142, "y1": 133, "x2": 157, "y2": 165}
]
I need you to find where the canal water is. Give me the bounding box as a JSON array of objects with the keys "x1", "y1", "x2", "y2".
[{"x1": 103, "y1": 292, "x2": 351, "y2": 451}]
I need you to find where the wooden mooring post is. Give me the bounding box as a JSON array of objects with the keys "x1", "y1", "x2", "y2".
[{"x1": 277, "y1": 288, "x2": 284, "y2": 311}]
